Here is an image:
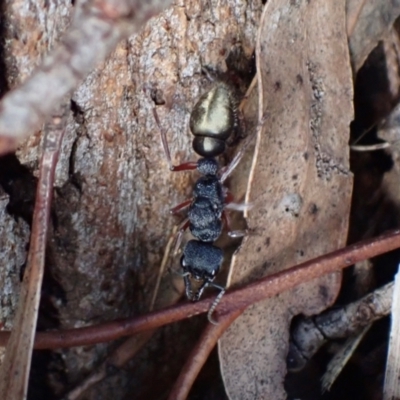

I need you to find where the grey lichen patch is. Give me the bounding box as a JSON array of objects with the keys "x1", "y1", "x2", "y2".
[
  {"x1": 279, "y1": 193, "x2": 303, "y2": 218},
  {"x1": 307, "y1": 60, "x2": 349, "y2": 181}
]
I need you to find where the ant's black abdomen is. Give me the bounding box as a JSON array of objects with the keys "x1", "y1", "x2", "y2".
[{"x1": 190, "y1": 84, "x2": 237, "y2": 158}]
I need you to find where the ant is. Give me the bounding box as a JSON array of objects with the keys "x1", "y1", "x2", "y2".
[{"x1": 154, "y1": 82, "x2": 249, "y2": 324}]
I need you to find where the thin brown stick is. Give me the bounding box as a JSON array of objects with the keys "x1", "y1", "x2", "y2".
[
  {"x1": 0, "y1": 103, "x2": 68, "y2": 399},
  {"x1": 168, "y1": 309, "x2": 243, "y2": 400},
  {"x1": 0, "y1": 0, "x2": 172, "y2": 155},
  {"x1": 149, "y1": 225, "x2": 178, "y2": 311},
  {"x1": 289, "y1": 281, "x2": 393, "y2": 371},
  {"x1": 0, "y1": 228, "x2": 399, "y2": 350}
]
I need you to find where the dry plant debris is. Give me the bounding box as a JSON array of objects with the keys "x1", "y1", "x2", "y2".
[
  {"x1": 219, "y1": 1, "x2": 353, "y2": 399},
  {"x1": 288, "y1": 281, "x2": 393, "y2": 371},
  {"x1": 384, "y1": 268, "x2": 400, "y2": 399},
  {"x1": 0, "y1": 102, "x2": 68, "y2": 399},
  {"x1": 1, "y1": 0, "x2": 400, "y2": 399}
]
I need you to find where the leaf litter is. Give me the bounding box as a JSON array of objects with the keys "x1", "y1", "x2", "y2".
[
  {"x1": 4, "y1": 0, "x2": 400, "y2": 398},
  {"x1": 219, "y1": 1, "x2": 353, "y2": 399}
]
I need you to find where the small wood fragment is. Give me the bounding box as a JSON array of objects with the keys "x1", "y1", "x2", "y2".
[
  {"x1": 288, "y1": 281, "x2": 393, "y2": 371},
  {"x1": 383, "y1": 266, "x2": 400, "y2": 400}
]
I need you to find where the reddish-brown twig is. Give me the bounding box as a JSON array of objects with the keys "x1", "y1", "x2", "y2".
[
  {"x1": 0, "y1": 228, "x2": 399, "y2": 350},
  {"x1": 168, "y1": 309, "x2": 243, "y2": 400}
]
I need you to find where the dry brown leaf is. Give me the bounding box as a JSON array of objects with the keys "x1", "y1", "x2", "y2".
[
  {"x1": 219, "y1": 1, "x2": 353, "y2": 399},
  {"x1": 347, "y1": 0, "x2": 400, "y2": 72}
]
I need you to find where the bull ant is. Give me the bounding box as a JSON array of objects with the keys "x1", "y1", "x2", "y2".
[{"x1": 154, "y1": 83, "x2": 249, "y2": 324}]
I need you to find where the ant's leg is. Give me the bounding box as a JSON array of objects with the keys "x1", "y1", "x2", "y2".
[
  {"x1": 220, "y1": 111, "x2": 269, "y2": 182},
  {"x1": 224, "y1": 190, "x2": 234, "y2": 204},
  {"x1": 222, "y1": 192, "x2": 250, "y2": 237},
  {"x1": 207, "y1": 283, "x2": 226, "y2": 324},
  {"x1": 227, "y1": 229, "x2": 247, "y2": 238},
  {"x1": 170, "y1": 199, "x2": 192, "y2": 215},
  {"x1": 225, "y1": 202, "x2": 253, "y2": 212},
  {"x1": 222, "y1": 210, "x2": 247, "y2": 238},
  {"x1": 171, "y1": 162, "x2": 198, "y2": 172},
  {"x1": 152, "y1": 108, "x2": 198, "y2": 172},
  {"x1": 222, "y1": 210, "x2": 233, "y2": 232},
  {"x1": 220, "y1": 133, "x2": 254, "y2": 182},
  {"x1": 172, "y1": 218, "x2": 190, "y2": 256},
  {"x1": 186, "y1": 277, "x2": 226, "y2": 323},
  {"x1": 224, "y1": 190, "x2": 252, "y2": 212},
  {"x1": 167, "y1": 219, "x2": 193, "y2": 285},
  {"x1": 183, "y1": 274, "x2": 194, "y2": 300},
  {"x1": 191, "y1": 279, "x2": 209, "y2": 302}
]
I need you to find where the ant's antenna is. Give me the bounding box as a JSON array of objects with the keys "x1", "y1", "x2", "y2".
[{"x1": 207, "y1": 283, "x2": 226, "y2": 325}]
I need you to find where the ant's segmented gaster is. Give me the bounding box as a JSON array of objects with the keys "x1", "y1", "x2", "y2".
[{"x1": 154, "y1": 83, "x2": 245, "y2": 324}]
